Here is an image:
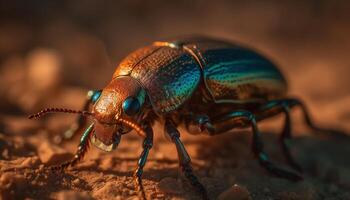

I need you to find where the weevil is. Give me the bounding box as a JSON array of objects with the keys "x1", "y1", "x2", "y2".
[{"x1": 29, "y1": 36, "x2": 347, "y2": 200}]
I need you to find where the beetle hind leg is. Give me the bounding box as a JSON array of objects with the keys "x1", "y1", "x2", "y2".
[
  {"x1": 279, "y1": 104, "x2": 303, "y2": 173},
  {"x1": 257, "y1": 100, "x2": 303, "y2": 172},
  {"x1": 287, "y1": 98, "x2": 349, "y2": 139},
  {"x1": 193, "y1": 110, "x2": 303, "y2": 181}
]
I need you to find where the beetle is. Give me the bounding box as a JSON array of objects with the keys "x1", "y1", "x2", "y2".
[{"x1": 29, "y1": 36, "x2": 346, "y2": 200}]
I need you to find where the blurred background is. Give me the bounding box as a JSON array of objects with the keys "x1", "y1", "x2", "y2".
[
  {"x1": 1, "y1": 1, "x2": 350, "y2": 199},
  {"x1": 1, "y1": 0, "x2": 350, "y2": 119},
  {"x1": 0, "y1": 0, "x2": 350, "y2": 130}
]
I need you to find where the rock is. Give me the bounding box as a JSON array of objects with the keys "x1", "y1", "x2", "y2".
[
  {"x1": 201, "y1": 177, "x2": 226, "y2": 193},
  {"x1": 37, "y1": 141, "x2": 72, "y2": 165},
  {"x1": 337, "y1": 167, "x2": 350, "y2": 188},
  {"x1": 0, "y1": 172, "x2": 26, "y2": 188},
  {"x1": 75, "y1": 159, "x2": 97, "y2": 169},
  {"x1": 277, "y1": 191, "x2": 300, "y2": 200},
  {"x1": 99, "y1": 157, "x2": 114, "y2": 171},
  {"x1": 157, "y1": 177, "x2": 182, "y2": 195},
  {"x1": 0, "y1": 172, "x2": 27, "y2": 199},
  {"x1": 72, "y1": 178, "x2": 81, "y2": 186},
  {"x1": 56, "y1": 190, "x2": 93, "y2": 200},
  {"x1": 1, "y1": 148, "x2": 9, "y2": 159},
  {"x1": 218, "y1": 184, "x2": 252, "y2": 200},
  {"x1": 93, "y1": 181, "x2": 122, "y2": 199},
  {"x1": 19, "y1": 156, "x2": 41, "y2": 168}
]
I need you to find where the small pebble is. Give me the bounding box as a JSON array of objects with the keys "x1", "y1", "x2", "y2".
[
  {"x1": 19, "y1": 156, "x2": 41, "y2": 168},
  {"x1": 37, "y1": 141, "x2": 72, "y2": 165},
  {"x1": 99, "y1": 157, "x2": 114, "y2": 171},
  {"x1": 72, "y1": 178, "x2": 81, "y2": 186},
  {"x1": 218, "y1": 184, "x2": 252, "y2": 200},
  {"x1": 93, "y1": 182, "x2": 121, "y2": 199},
  {"x1": 56, "y1": 190, "x2": 92, "y2": 200},
  {"x1": 1, "y1": 149, "x2": 9, "y2": 159}
]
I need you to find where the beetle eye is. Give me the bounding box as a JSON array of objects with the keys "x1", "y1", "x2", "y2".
[
  {"x1": 122, "y1": 96, "x2": 141, "y2": 116},
  {"x1": 89, "y1": 90, "x2": 102, "y2": 103}
]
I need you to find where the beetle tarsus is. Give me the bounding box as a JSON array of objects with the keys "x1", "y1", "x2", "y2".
[
  {"x1": 134, "y1": 172, "x2": 147, "y2": 200},
  {"x1": 180, "y1": 164, "x2": 209, "y2": 200},
  {"x1": 257, "y1": 153, "x2": 303, "y2": 181}
]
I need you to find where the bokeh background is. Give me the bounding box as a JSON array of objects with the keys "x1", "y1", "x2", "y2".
[
  {"x1": 1, "y1": 1, "x2": 350, "y2": 199},
  {"x1": 0, "y1": 0, "x2": 350, "y2": 128}
]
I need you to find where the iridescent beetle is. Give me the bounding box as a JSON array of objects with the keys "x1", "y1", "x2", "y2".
[{"x1": 29, "y1": 37, "x2": 346, "y2": 200}]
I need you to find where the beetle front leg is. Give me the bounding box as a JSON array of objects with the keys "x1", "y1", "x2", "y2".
[
  {"x1": 165, "y1": 119, "x2": 208, "y2": 200},
  {"x1": 49, "y1": 123, "x2": 94, "y2": 171},
  {"x1": 63, "y1": 90, "x2": 101, "y2": 140},
  {"x1": 133, "y1": 123, "x2": 153, "y2": 200}
]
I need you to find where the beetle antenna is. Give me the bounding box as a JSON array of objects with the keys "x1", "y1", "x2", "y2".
[
  {"x1": 116, "y1": 117, "x2": 146, "y2": 138},
  {"x1": 28, "y1": 108, "x2": 93, "y2": 119}
]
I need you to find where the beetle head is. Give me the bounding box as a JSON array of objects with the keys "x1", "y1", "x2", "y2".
[
  {"x1": 91, "y1": 76, "x2": 146, "y2": 151},
  {"x1": 28, "y1": 76, "x2": 148, "y2": 152}
]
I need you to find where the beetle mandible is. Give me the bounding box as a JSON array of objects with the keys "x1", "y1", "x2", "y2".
[{"x1": 29, "y1": 36, "x2": 347, "y2": 200}]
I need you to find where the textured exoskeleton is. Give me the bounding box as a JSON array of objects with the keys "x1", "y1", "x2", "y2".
[{"x1": 30, "y1": 36, "x2": 347, "y2": 200}]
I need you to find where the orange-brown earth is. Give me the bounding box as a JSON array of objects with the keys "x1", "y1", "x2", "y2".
[{"x1": 1, "y1": 1, "x2": 350, "y2": 200}]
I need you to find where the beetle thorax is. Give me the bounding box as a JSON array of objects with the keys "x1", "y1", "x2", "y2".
[{"x1": 93, "y1": 76, "x2": 145, "y2": 123}]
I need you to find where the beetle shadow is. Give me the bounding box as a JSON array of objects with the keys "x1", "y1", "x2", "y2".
[
  {"x1": 10, "y1": 168, "x2": 92, "y2": 200},
  {"x1": 77, "y1": 155, "x2": 206, "y2": 184},
  {"x1": 192, "y1": 129, "x2": 350, "y2": 195}
]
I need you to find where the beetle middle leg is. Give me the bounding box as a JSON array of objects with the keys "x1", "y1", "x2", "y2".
[
  {"x1": 284, "y1": 98, "x2": 348, "y2": 139},
  {"x1": 187, "y1": 110, "x2": 303, "y2": 181},
  {"x1": 165, "y1": 119, "x2": 209, "y2": 200}
]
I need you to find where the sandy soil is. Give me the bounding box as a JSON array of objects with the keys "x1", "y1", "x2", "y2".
[
  {"x1": 1, "y1": 99, "x2": 350, "y2": 200},
  {"x1": 1, "y1": 1, "x2": 350, "y2": 200}
]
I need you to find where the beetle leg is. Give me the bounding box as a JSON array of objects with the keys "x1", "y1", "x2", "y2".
[
  {"x1": 133, "y1": 123, "x2": 153, "y2": 200},
  {"x1": 184, "y1": 113, "x2": 215, "y2": 134},
  {"x1": 257, "y1": 100, "x2": 303, "y2": 172},
  {"x1": 286, "y1": 98, "x2": 349, "y2": 139},
  {"x1": 279, "y1": 104, "x2": 303, "y2": 172},
  {"x1": 207, "y1": 110, "x2": 303, "y2": 181},
  {"x1": 164, "y1": 119, "x2": 209, "y2": 200},
  {"x1": 63, "y1": 90, "x2": 101, "y2": 140},
  {"x1": 49, "y1": 123, "x2": 94, "y2": 171}
]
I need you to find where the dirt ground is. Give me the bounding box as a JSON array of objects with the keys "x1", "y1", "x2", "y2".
[{"x1": 1, "y1": 1, "x2": 350, "y2": 200}]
